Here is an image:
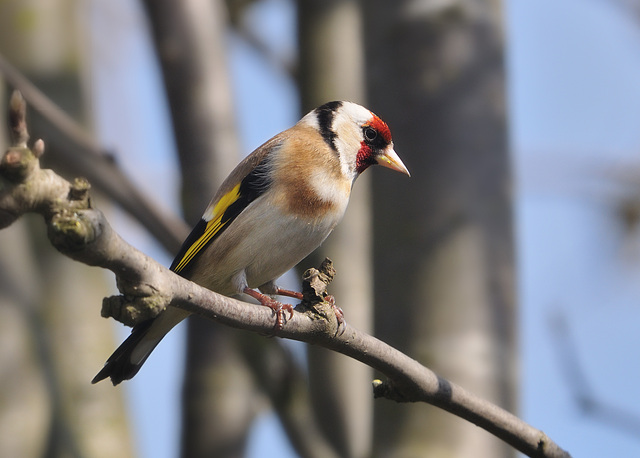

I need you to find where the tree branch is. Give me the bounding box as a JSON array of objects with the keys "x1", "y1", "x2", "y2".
[
  {"x1": 0, "y1": 91, "x2": 571, "y2": 458},
  {"x1": 0, "y1": 53, "x2": 188, "y2": 253}
]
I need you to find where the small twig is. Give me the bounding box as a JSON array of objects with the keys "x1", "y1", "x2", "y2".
[
  {"x1": 8, "y1": 90, "x2": 28, "y2": 146},
  {"x1": 0, "y1": 91, "x2": 571, "y2": 458}
]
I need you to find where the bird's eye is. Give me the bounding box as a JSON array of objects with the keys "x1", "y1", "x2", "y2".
[{"x1": 364, "y1": 127, "x2": 377, "y2": 141}]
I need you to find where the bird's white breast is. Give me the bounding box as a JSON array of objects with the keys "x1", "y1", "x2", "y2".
[{"x1": 187, "y1": 192, "x2": 344, "y2": 295}]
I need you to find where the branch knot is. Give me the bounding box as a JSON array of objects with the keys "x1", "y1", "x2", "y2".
[
  {"x1": 0, "y1": 147, "x2": 37, "y2": 182},
  {"x1": 101, "y1": 292, "x2": 171, "y2": 327},
  {"x1": 48, "y1": 209, "x2": 99, "y2": 252}
]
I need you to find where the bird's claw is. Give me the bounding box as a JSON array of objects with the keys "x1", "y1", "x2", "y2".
[
  {"x1": 276, "y1": 301, "x2": 294, "y2": 331},
  {"x1": 325, "y1": 294, "x2": 345, "y2": 334},
  {"x1": 265, "y1": 297, "x2": 294, "y2": 331},
  {"x1": 243, "y1": 287, "x2": 294, "y2": 332}
]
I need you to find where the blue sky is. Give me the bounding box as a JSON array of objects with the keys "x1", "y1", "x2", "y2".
[
  {"x1": 86, "y1": 0, "x2": 640, "y2": 456},
  {"x1": 509, "y1": 0, "x2": 640, "y2": 456}
]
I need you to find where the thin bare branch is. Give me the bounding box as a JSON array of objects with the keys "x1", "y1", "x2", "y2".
[
  {"x1": 550, "y1": 310, "x2": 640, "y2": 439},
  {"x1": 0, "y1": 53, "x2": 188, "y2": 253},
  {"x1": 226, "y1": 0, "x2": 297, "y2": 78},
  {"x1": 235, "y1": 23, "x2": 297, "y2": 78},
  {"x1": 0, "y1": 91, "x2": 571, "y2": 458}
]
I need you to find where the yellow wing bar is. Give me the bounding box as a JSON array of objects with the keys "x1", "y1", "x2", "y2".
[{"x1": 172, "y1": 183, "x2": 241, "y2": 274}]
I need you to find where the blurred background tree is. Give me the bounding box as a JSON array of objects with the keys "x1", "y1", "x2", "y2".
[
  {"x1": 1, "y1": 0, "x2": 639, "y2": 457},
  {"x1": 0, "y1": 1, "x2": 134, "y2": 457},
  {"x1": 364, "y1": 1, "x2": 515, "y2": 456}
]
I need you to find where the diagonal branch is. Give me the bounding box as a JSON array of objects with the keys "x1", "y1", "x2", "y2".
[
  {"x1": 0, "y1": 91, "x2": 571, "y2": 458},
  {"x1": 0, "y1": 54, "x2": 188, "y2": 253}
]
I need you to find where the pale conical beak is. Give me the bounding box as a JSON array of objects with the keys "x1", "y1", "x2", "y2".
[{"x1": 376, "y1": 148, "x2": 410, "y2": 176}]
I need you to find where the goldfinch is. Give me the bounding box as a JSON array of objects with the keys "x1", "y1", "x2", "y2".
[{"x1": 92, "y1": 101, "x2": 409, "y2": 385}]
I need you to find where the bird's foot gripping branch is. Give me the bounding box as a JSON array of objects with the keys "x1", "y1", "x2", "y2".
[{"x1": 0, "y1": 90, "x2": 342, "y2": 337}]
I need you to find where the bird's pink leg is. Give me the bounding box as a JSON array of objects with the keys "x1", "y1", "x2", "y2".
[
  {"x1": 243, "y1": 287, "x2": 294, "y2": 330},
  {"x1": 273, "y1": 287, "x2": 303, "y2": 301},
  {"x1": 325, "y1": 294, "x2": 345, "y2": 329}
]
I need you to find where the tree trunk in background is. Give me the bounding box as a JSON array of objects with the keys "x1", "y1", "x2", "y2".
[
  {"x1": 141, "y1": 1, "x2": 258, "y2": 457},
  {"x1": 0, "y1": 2, "x2": 134, "y2": 457},
  {"x1": 298, "y1": 1, "x2": 373, "y2": 457},
  {"x1": 365, "y1": 1, "x2": 516, "y2": 457}
]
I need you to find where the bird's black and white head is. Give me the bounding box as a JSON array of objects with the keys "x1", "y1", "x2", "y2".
[{"x1": 300, "y1": 101, "x2": 410, "y2": 183}]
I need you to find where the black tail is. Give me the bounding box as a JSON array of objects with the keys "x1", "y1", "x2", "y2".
[{"x1": 92, "y1": 320, "x2": 155, "y2": 385}]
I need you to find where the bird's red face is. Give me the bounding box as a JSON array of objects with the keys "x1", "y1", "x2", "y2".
[
  {"x1": 356, "y1": 114, "x2": 408, "y2": 176},
  {"x1": 300, "y1": 101, "x2": 409, "y2": 180}
]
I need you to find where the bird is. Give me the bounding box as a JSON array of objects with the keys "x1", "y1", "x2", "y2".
[{"x1": 92, "y1": 101, "x2": 410, "y2": 385}]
